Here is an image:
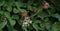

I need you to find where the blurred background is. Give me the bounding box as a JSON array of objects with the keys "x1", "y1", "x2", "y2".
[{"x1": 0, "y1": 0, "x2": 60, "y2": 31}]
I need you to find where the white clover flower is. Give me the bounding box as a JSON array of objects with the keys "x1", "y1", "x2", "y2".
[
  {"x1": 29, "y1": 21, "x2": 32, "y2": 24},
  {"x1": 22, "y1": 16, "x2": 32, "y2": 27}
]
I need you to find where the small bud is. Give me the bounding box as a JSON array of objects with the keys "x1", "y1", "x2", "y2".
[{"x1": 42, "y1": 1, "x2": 50, "y2": 9}]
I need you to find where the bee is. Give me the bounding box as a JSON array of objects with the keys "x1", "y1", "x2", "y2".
[{"x1": 22, "y1": 13, "x2": 28, "y2": 17}]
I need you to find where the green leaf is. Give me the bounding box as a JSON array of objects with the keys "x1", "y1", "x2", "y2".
[
  {"x1": 44, "y1": 22, "x2": 52, "y2": 30},
  {"x1": 20, "y1": 9, "x2": 27, "y2": 14},
  {"x1": 27, "y1": 5, "x2": 33, "y2": 11},
  {"x1": 8, "y1": 1, "x2": 14, "y2": 6},
  {"x1": 0, "y1": 1, "x2": 5, "y2": 6},
  {"x1": 13, "y1": 29, "x2": 17, "y2": 31},
  {"x1": 22, "y1": 27, "x2": 28, "y2": 31},
  {"x1": 53, "y1": 0, "x2": 60, "y2": 10},
  {"x1": 32, "y1": 20, "x2": 41, "y2": 31},
  {"x1": 52, "y1": 13, "x2": 60, "y2": 21},
  {"x1": 44, "y1": 17, "x2": 49, "y2": 22},
  {"x1": 13, "y1": 8, "x2": 20, "y2": 13},
  {"x1": 6, "y1": 6, "x2": 12, "y2": 12},
  {"x1": 0, "y1": 30, "x2": 3, "y2": 31},
  {"x1": 32, "y1": 23, "x2": 40, "y2": 31},
  {"x1": 51, "y1": 22, "x2": 60, "y2": 31},
  {"x1": 38, "y1": 12, "x2": 49, "y2": 19},
  {"x1": 0, "y1": 10, "x2": 4, "y2": 15},
  {"x1": 37, "y1": 7, "x2": 48, "y2": 18},
  {"x1": 40, "y1": 23, "x2": 45, "y2": 30},
  {"x1": 9, "y1": 19, "x2": 16, "y2": 26},
  {"x1": 15, "y1": 2, "x2": 21, "y2": 8},
  {"x1": 12, "y1": 15, "x2": 19, "y2": 20},
  {"x1": 52, "y1": 13, "x2": 60, "y2": 18},
  {"x1": 27, "y1": 0, "x2": 33, "y2": 5},
  {"x1": 4, "y1": 12, "x2": 11, "y2": 18},
  {"x1": 7, "y1": 24, "x2": 17, "y2": 31},
  {"x1": 0, "y1": 21, "x2": 7, "y2": 30}
]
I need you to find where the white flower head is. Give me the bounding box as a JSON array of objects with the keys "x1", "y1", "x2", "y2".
[{"x1": 22, "y1": 16, "x2": 32, "y2": 27}]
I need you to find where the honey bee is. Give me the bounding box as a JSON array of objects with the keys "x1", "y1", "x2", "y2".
[{"x1": 22, "y1": 13, "x2": 28, "y2": 17}]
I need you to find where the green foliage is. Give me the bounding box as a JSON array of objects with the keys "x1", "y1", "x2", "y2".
[
  {"x1": 0, "y1": 21, "x2": 7, "y2": 30},
  {"x1": 0, "y1": 0, "x2": 60, "y2": 31}
]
